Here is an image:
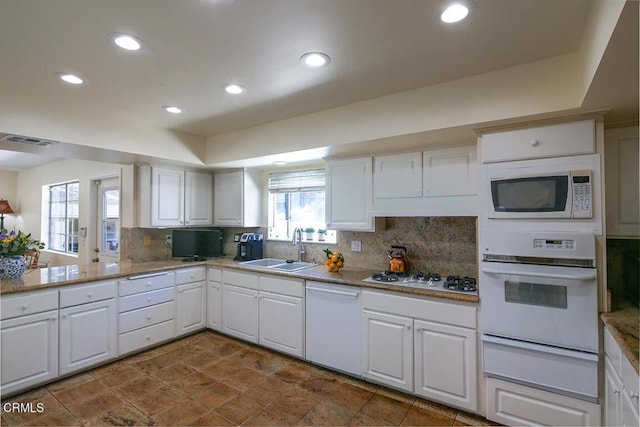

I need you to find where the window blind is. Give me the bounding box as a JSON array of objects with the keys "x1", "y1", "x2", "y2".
[{"x1": 268, "y1": 169, "x2": 325, "y2": 193}]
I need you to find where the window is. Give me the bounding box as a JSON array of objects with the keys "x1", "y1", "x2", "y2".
[
  {"x1": 268, "y1": 169, "x2": 336, "y2": 243},
  {"x1": 47, "y1": 181, "x2": 79, "y2": 254}
]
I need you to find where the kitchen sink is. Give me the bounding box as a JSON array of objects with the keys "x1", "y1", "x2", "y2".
[
  {"x1": 270, "y1": 261, "x2": 317, "y2": 272},
  {"x1": 239, "y1": 258, "x2": 316, "y2": 272}
]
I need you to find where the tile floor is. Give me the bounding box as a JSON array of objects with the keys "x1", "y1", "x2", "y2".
[{"x1": 1, "y1": 331, "x2": 499, "y2": 426}]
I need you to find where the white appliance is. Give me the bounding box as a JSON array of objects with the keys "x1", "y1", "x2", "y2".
[
  {"x1": 483, "y1": 154, "x2": 601, "y2": 232},
  {"x1": 305, "y1": 281, "x2": 362, "y2": 377},
  {"x1": 480, "y1": 231, "x2": 599, "y2": 401}
]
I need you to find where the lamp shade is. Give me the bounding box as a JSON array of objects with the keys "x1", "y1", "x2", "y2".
[{"x1": 0, "y1": 200, "x2": 15, "y2": 214}]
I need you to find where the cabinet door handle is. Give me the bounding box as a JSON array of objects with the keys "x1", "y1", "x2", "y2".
[
  {"x1": 147, "y1": 297, "x2": 152, "y2": 302},
  {"x1": 147, "y1": 315, "x2": 152, "y2": 320},
  {"x1": 405, "y1": 324, "x2": 412, "y2": 330},
  {"x1": 62, "y1": 314, "x2": 67, "y2": 318},
  {"x1": 87, "y1": 292, "x2": 93, "y2": 298},
  {"x1": 630, "y1": 392, "x2": 639, "y2": 399},
  {"x1": 50, "y1": 317, "x2": 57, "y2": 322},
  {"x1": 21, "y1": 304, "x2": 29, "y2": 310},
  {"x1": 146, "y1": 335, "x2": 151, "y2": 340},
  {"x1": 531, "y1": 139, "x2": 540, "y2": 147},
  {"x1": 614, "y1": 389, "x2": 621, "y2": 395}
]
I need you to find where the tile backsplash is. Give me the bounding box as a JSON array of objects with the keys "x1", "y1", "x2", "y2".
[{"x1": 122, "y1": 216, "x2": 478, "y2": 278}]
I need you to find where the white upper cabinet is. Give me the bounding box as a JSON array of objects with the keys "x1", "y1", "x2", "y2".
[
  {"x1": 423, "y1": 146, "x2": 478, "y2": 197},
  {"x1": 371, "y1": 145, "x2": 479, "y2": 217},
  {"x1": 185, "y1": 171, "x2": 214, "y2": 226},
  {"x1": 325, "y1": 157, "x2": 374, "y2": 231},
  {"x1": 481, "y1": 119, "x2": 595, "y2": 163},
  {"x1": 137, "y1": 166, "x2": 213, "y2": 227},
  {"x1": 151, "y1": 167, "x2": 184, "y2": 227},
  {"x1": 214, "y1": 169, "x2": 262, "y2": 227},
  {"x1": 605, "y1": 126, "x2": 639, "y2": 238},
  {"x1": 374, "y1": 152, "x2": 422, "y2": 199}
]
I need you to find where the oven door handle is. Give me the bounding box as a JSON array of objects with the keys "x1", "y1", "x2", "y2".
[
  {"x1": 482, "y1": 334, "x2": 598, "y2": 361},
  {"x1": 481, "y1": 265, "x2": 596, "y2": 281}
]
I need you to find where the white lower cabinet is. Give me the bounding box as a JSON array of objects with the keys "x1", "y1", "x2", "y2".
[
  {"x1": 207, "y1": 268, "x2": 222, "y2": 331},
  {"x1": 1, "y1": 309, "x2": 58, "y2": 395},
  {"x1": 59, "y1": 299, "x2": 117, "y2": 375},
  {"x1": 222, "y1": 283, "x2": 259, "y2": 343},
  {"x1": 176, "y1": 267, "x2": 207, "y2": 337},
  {"x1": 362, "y1": 310, "x2": 413, "y2": 392},
  {"x1": 414, "y1": 319, "x2": 477, "y2": 410},
  {"x1": 259, "y1": 280, "x2": 304, "y2": 357},
  {"x1": 58, "y1": 280, "x2": 117, "y2": 376},
  {"x1": 118, "y1": 271, "x2": 176, "y2": 356},
  {"x1": 362, "y1": 289, "x2": 478, "y2": 412},
  {"x1": 604, "y1": 326, "x2": 640, "y2": 426},
  {"x1": 220, "y1": 270, "x2": 304, "y2": 357},
  {"x1": 487, "y1": 377, "x2": 600, "y2": 426}
]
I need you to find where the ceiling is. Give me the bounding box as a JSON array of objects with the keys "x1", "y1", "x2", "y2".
[{"x1": 0, "y1": 0, "x2": 637, "y2": 170}]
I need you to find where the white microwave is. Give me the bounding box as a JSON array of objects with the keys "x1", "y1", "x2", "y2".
[{"x1": 485, "y1": 156, "x2": 596, "y2": 220}]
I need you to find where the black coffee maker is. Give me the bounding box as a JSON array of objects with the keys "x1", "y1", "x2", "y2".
[{"x1": 234, "y1": 233, "x2": 263, "y2": 261}]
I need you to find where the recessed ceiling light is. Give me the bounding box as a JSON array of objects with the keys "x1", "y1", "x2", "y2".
[
  {"x1": 300, "y1": 52, "x2": 331, "y2": 68},
  {"x1": 223, "y1": 83, "x2": 247, "y2": 95},
  {"x1": 162, "y1": 105, "x2": 183, "y2": 114},
  {"x1": 56, "y1": 73, "x2": 85, "y2": 85},
  {"x1": 108, "y1": 33, "x2": 142, "y2": 51},
  {"x1": 440, "y1": 2, "x2": 472, "y2": 23}
]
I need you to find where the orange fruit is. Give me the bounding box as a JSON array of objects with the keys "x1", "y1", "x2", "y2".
[{"x1": 336, "y1": 260, "x2": 344, "y2": 268}]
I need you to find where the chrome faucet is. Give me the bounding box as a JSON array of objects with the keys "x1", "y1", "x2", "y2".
[{"x1": 292, "y1": 227, "x2": 305, "y2": 261}]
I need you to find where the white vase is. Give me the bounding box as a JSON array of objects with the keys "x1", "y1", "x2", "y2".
[{"x1": 0, "y1": 255, "x2": 27, "y2": 279}]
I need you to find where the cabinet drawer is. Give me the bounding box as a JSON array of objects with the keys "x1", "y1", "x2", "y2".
[
  {"x1": 481, "y1": 119, "x2": 594, "y2": 163},
  {"x1": 362, "y1": 289, "x2": 476, "y2": 329},
  {"x1": 119, "y1": 287, "x2": 175, "y2": 313},
  {"x1": 119, "y1": 271, "x2": 175, "y2": 296},
  {"x1": 208, "y1": 267, "x2": 222, "y2": 282},
  {"x1": 260, "y1": 275, "x2": 303, "y2": 297},
  {"x1": 60, "y1": 281, "x2": 117, "y2": 308},
  {"x1": 222, "y1": 269, "x2": 259, "y2": 290},
  {"x1": 1, "y1": 290, "x2": 58, "y2": 320},
  {"x1": 175, "y1": 267, "x2": 206, "y2": 285},
  {"x1": 118, "y1": 319, "x2": 175, "y2": 356},
  {"x1": 119, "y1": 301, "x2": 174, "y2": 333}
]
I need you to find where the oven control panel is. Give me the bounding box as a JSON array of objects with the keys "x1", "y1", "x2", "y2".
[{"x1": 533, "y1": 239, "x2": 575, "y2": 250}]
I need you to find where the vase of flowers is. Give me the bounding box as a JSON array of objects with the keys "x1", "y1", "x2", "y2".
[{"x1": 0, "y1": 230, "x2": 45, "y2": 279}]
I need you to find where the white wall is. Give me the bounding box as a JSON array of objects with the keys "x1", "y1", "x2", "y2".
[
  {"x1": 15, "y1": 159, "x2": 133, "y2": 266},
  {"x1": 0, "y1": 170, "x2": 18, "y2": 231}
]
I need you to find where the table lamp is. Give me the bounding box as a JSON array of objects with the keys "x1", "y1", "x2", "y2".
[{"x1": 0, "y1": 199, "x2": 15, "y2": 231}]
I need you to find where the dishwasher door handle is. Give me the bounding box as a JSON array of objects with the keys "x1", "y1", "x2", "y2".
[{"x1": 306, "y1": 286, "x2": 360, "y2": 298}]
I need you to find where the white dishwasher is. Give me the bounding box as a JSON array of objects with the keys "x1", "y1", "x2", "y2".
[{"x1": 305, "y1": 281, "x2": 362, "y2": 377}]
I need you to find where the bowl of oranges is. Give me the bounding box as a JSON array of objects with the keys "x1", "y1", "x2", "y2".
[{"x1": 323, "y1": 249, "x2": 344, "y2": 272}]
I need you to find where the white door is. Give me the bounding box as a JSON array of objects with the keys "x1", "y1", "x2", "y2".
[
  {"x1": 374, "y1": 152, "x2": 422, "y2": 199},
  {"x1": 325, "y1": 157, "x2": 374, "y2": 230},
  {"x1": 1, "y1": 310, "x2": 58, "y2": 395},
  {"x1": 214, "y1": 171, "x2": 244, "y2": 226},
  {"x1": 221, "y1": 284, "x2": 259, "y2": 343},
  {"x1": 96, "y1": 177, "x2": 120, "y2": 263},
  {"x1": 414, "y1": 319, "x2": 477, "y2": 412},
  {"x1": 152, "y1": 167, "x2": 184, "y2": 226},
  {"x1": 207, "y1": 281, "x2": 222, "y2": 331},
  {"x1": 362, "y1": 310, "x2": 413, "y2": 392},
  {"x1": 604, "y1": 356, "x2": 622, "y2": 427},
  {"x1": 59, "y1": 299, "x2": 117, "y2": 375},
  {"x1": 176, "y1": 281, "x2": 206, "y2": 336},
  {"x1": 259, "y1": 291, "x2": 304, "y2": 357},
  {"x1": 185, "y1": 171, "x2": 213, "y2": 226},
  {"x1": 423, "y1": 146, "x2": 478, "y2": 197}
]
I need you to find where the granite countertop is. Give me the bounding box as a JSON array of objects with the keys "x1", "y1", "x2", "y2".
[
  {"x1": 0, "y1": 258, "x2": 479, "y2": 304},
  {"x1": 601, "y1": 304, "x2": 639, "y2": 375}
]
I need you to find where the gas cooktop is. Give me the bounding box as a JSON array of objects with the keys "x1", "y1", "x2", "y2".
[{"x1": 362, "y1": 271, "x2": 477, "y2": 294}]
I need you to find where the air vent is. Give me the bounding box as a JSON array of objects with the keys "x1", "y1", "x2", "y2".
[{"x1": 1, "y1": 134, "x2": 56, "y2": 147}]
